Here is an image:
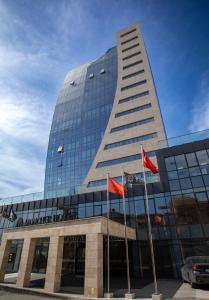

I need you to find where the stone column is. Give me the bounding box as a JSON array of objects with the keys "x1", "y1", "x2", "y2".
[
  {"x1": 16, "y1": 237, "x2": 36, "y2": 288},
  {"x1": 0, "y1": 238, "x2": 12, "y2": 281},
  {"x1": 45, "y1": 236, "x2": 64, "y2": 293},
  {"x1": 84, "y1": 233, "x2": 103, "y2": 298}
]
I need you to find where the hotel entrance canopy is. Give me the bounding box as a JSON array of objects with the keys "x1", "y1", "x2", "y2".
[{"x1": 0, "y1": 216, "x2": 136, "y2": 298}]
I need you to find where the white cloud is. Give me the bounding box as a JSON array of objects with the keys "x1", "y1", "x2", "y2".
[
  {"x1": 0, "y1": 144, "x2": 45, "y2": 198},
  {"x1": 0, "y1": 85, "x2": 52, "y2": 197},
  {"x1": 0, "y1": 1, "x2": 58, "y2": 198},
  {"x1": 0, "y1": 88, "x2": 52, "y2": 147},
  {"x1": 189, "y1": 74, "x2": 209, "y2": 132}
]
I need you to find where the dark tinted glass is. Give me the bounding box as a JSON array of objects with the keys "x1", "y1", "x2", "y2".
[
  {"x1": 190, "y1": 225, "x2": 204, "y2": 238},
  {"x1": 178, "y1": 225, "x2": 190, "y2": 238}
]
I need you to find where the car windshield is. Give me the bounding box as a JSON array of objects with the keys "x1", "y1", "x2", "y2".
[{"x1": 190, "y1": 256, "x2": 209, "y2": 263}]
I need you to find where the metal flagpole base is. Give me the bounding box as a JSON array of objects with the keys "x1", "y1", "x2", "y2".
[
  {"x1": 152, "y1": 293, "x2": 163, "y2": 300},
  {"x1": 104, "y1": 292, "x2": 114, "y2": 298},
  {"x1": 125, "y1": 293, "x2": 135, "y2": 299}
]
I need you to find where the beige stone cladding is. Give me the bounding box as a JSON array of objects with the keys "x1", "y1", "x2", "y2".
[
  {"x1": 0, "y1": 217, "x2": 136, "y2": 298},
  {"x1": 82, "y1": 23, "x2": 166, "y2": 190}
]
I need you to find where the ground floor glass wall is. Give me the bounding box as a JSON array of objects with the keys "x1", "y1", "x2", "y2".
[{"x1": 1, "y1": 184, "x2": 209, "y2": 283}]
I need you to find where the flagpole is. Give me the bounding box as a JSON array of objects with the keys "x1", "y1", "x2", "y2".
[
  {"x1": 133, "y1": 200, "x2": 144, "y2": 278},
  {"x1": 121, "y1": 170, "x2": 132, "y2": 297},
  {"x1": 106, "y1": 173, "x2": 110, "y2": 295},
  {"x1": 141, "y1": 145, "x2": 158, "y2": 296}
]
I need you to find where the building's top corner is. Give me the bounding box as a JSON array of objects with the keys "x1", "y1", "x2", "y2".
[{"x1": 116, "y1": 22, "x2": 141, "y2": 36}]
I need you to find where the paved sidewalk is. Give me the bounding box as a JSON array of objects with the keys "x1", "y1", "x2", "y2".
[
  {"x1": 173, "y1": 282, "x2": 209, "y2": 299},
  {"x1": 0, "y1": 290, "x2": 62, "y2": 300},
  {"x1": 112, "y1": 279, "x2": 181, "y2": 298},
  {"x1": 0, "y1": 281, "x2": 209, "y2": 299}
]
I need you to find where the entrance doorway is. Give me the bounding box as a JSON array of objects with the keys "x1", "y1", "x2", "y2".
[
  {"x1": 32, "y1": 238, "x2": 49, "y2": 274},
  {"x1": 61, "y1": 235, "x2": 85, "y2": 293}
]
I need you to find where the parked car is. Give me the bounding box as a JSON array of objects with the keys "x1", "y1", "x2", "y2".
[{"x1": 181, "y1": 256, "x2": 209, "y2": 288}]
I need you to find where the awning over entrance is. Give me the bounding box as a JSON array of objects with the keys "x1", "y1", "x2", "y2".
[{"x1": 0, "y1": 216, "x2": 136, "y2": 297}]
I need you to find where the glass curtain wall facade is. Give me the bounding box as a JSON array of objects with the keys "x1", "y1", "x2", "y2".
[
  {"x1": 1, "y1": 139, "x2": 209, "y2": 280},
  {"x1": 44, "y1": 23, "x2": 167, "y2": 199},
  {"x1": 44, "y1": 48, "x2": 117, "y2": 199}
]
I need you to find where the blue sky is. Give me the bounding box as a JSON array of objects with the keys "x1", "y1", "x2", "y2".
[{"x1": 0, "y1": 0, "x2": 209, "y2": 197}]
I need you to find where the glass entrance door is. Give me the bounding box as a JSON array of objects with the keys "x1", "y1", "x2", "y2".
[
  {"x1": 61, "y1": 235, "x2": 85, "y2": 289},
  {"x1": 75, "y1": 246, "x2": 85, "y2": 275}
]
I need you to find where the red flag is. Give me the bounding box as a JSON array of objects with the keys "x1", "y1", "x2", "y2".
[
  {"x1": 143, "y1": 149, "x2": 158, "y2": 174},
  {"x1": 108, "y1": 177, "x2": 128, "y2": 197}
]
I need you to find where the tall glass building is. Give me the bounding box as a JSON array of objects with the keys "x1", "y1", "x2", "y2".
[
  {"x1": 1, "y1": 23, "x2": 209, "y2": 298},
  {"x1": 44, "y1": 23, "x2": 166, "y2": 199}
]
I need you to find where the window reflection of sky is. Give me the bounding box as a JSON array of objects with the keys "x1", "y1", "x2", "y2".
[{"x1": 44, "y1": 48, "x2": 118, "y2": 198}]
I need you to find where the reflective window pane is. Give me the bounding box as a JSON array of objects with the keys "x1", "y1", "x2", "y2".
[
  {"x1": 196, "y1": 150, "x2": 209, "y2": 165},
  {"x1": 191, "y1": 176, "x2": 204, "y2": 188},
  {"x1": 86, "y1": 206, "x2": 93, "y2": 217},
  {"x1": 200, "y1": 165, "x2": 209, "y2": 175},
  {"x1": 94, "y1": 205, "x2": 102, "y2": 216},
  {"x1": 175, "y1": 155, "x2": 187, "y2": 170},
  {"x1": 195, "y1": 192, "x2": 207, "y2": 202},
  {"x1": 203, "y1": 175, "x2": 209, "y2": 186},
  {"x1": 178, "y1": 169, "x2": 189, "y2": 178},
  {"x1": 148, "y1": 199, "x2": 155, "y2": 214},
  {"x1": 180, "y1": 178, "x2": 192, "y2": 190},
  {"x1": 169, "y1": 180, "x2": 180, "y2": 191},
  {"x1": 168, "y1": 171, "x2": 178, "y2": 180},
  {"x1": 165, "y1": 157, "x2": 176, "y2": 171},
  {"x1": 189, "y1": 166, "x2": 201, "y2": 177},
  {"x1": 186, "y1": 152, "x2": 198, "y2": 167}
]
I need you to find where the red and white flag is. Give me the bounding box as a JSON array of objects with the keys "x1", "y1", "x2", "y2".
[{"x1": 143, "y1": 149, "x2": 158, "y2": 174}]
